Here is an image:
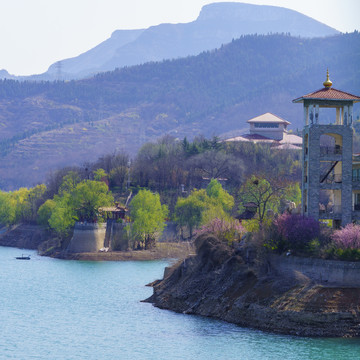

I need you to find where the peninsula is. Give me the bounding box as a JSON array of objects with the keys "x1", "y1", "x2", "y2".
[{"x1": 145, "y1": 234, "x2": 360, "y2": 337}]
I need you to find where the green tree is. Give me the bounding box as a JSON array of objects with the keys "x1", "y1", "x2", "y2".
[
  {"x1": 12, "y1": 187, "x2": 31, "y2": 223},
  {"x1": 206, "y1": 178, "x2": 234, "y2": 212},
  {"x1": 37, "y1": 199, "x2": 56, "y2": 227},
  {"x1": 174, "y1": 191, "x2": 207, "y2": 238},
  {"x1": 71, "y1": 180, "x2": 113, "y2": 221},
  {"x1": 109, "y1": 166, "x2": 128, "y2": 189},
  {"x1": 130, "y1": 189, "x2": 168, "y2": 249},
  {"x1": 47, "y1": 179, "x2": 113, "y2": 237},
  {"x1": 0, "y1": 185, "x2": 47, "y2": 225},
  {"x1": 0, "y1": 191, "x2": 16, "y2": 225},
  {"x1": 25, "y1": 184, "x2": 47, "y2": 222},
  {"x1": 239, "y1": 175, "x2": 286, "y2": 227},
  {"x1": 93, "y1": 168, "x2": 108, "y2": 182},
  {"x1": 175, "y1": 182, "x2": 234, "y2": 238},
  {"x1": 59, "y1": 171, "x2": 80, "y2": 195},
  {"x1": 48, "y1": 193, "x2": 77, "y2": 238}
]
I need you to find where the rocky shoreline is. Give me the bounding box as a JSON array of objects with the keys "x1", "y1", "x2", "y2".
[
  {"x1": 0, "y1": 224, "x2": 193, "y2": 261},
  {"x1": 145, "y1": 234, "x2": 360, "y2": 337}
]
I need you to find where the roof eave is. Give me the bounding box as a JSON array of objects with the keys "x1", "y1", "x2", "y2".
[{"x1": 292, "y1": 97, "x2": 304, "y2": 103}]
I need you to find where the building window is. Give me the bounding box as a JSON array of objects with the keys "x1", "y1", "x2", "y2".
[
  {"x1": 354, "y1": 193, "x2": 360, "y2": 211},
  {"x1": 254, "y1": 123, "x2": 279, "y2": 128},
  {"x1": 353, "y1": 169, "x2": 360, "y2": 182}
]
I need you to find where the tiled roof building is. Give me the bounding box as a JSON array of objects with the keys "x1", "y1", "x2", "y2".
[{"x1": 225, "y1": 112, "x2": 302, "y2": 148}]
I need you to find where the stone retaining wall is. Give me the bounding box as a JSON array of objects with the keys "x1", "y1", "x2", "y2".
[
  {"x1": 67, "y1": 222, "x2": 106, "y2": 253},
  {"x1": 269, "y1": 254, "x2": 360, "y2": 286}
]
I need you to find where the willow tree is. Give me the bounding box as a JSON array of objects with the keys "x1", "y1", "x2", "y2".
[
  {"x1": 46, "y1": 179, "x2": 113, "y2": 237},
  {"x1": 175, "y1": 179, "x2": 234, "y2": 238},
  {"x1": 130, "y1": 189, "x2": 168, "y2": 249}
]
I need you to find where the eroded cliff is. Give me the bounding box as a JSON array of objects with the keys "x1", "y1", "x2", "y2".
[{"x1": 145, "y1": 234, "x2": 360, "y2": 337}]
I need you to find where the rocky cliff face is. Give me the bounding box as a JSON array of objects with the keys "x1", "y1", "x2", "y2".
[
  {"x1": 145, "y1": 234, "x2": 360, "y2": 337},
  {"x1": 0, "y1": 224, "x2": 50, "y2": 250}
]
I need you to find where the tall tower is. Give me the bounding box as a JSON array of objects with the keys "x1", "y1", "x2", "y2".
[{"x1": 293, "y1": 71, "x2": 360, "y2": 227}]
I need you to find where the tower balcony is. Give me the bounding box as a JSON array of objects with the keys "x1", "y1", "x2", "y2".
[
  {"x1": 319, "y1": 205, "x2": 342, "y2": 219},
  {"x1": 320, "y1": 173, "x2": 342, "y2": 184},
  {"x1": 320, "y1": 145, "x2": 342, "y2": 156}
]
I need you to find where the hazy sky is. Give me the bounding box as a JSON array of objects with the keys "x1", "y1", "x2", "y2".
[{"x1": 1, "y1": 0, "x2": 359, "y2": 76}]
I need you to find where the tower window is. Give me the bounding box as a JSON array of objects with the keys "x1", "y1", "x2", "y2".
[{"x1": 254, "y1": 123, "x2": 279, "y2": 128}]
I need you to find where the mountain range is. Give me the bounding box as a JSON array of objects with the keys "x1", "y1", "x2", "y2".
[
  {"x1": 0, "y1": 30, "x2": 359, "y2": 190},
  {"x1": 0, "y1": 2, "x2": 339, "y2": 81}
]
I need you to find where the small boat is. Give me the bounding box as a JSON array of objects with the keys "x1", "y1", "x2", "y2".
[{"x1": 15, "y1": 254, "x2": 31, "y2": 260}]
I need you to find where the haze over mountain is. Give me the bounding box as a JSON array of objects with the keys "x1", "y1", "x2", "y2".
[
  {"x1": 0, "y1": 31, "x2": 359, "y2": 190},
  {"x1": 0, "y1": 2, "x2": 339, "y2": 81}
]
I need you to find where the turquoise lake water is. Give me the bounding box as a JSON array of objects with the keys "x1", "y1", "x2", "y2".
[{"x1": 1, "y1": 246, "x2": 359, "y2": 360}]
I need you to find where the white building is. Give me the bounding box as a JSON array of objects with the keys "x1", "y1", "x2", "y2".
[{"x1": 225, "y1": 112, "x2": 302, "y2": 149}]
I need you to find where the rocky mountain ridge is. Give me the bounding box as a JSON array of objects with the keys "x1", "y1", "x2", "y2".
[{"x1": 0, "y1": 2, "x2": 339, "y2": 80}]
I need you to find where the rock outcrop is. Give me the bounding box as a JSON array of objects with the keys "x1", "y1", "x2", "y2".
[
  {"x1": 0, "y1": 224, "x2": 50, "y2": 250},
  {"x1": 145, "y1": 234, "x2": 360, "y2": 337}
]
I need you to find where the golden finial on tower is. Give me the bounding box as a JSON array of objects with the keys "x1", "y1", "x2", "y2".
[{"x1": 323, "y1": 69, "x2": 332, "y2": 88}]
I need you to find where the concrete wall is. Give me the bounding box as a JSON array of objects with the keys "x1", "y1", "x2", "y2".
[
  {"x1": 67, "y1": 222, "x2": 106, "y2": 253},
  {"x1": 270, "y1": 254, "x2": 360, "y2": 286},
  {"x1": 107, "y1": 221, "x2": 130, "y2": 251},
  {"x1": 158, "y1": 222, "x2": 179, "y2": 242}
]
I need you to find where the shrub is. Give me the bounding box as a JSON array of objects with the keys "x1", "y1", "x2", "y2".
[
  {"x1": 275, "y1": 213, "x2": 320, "y2": 251},
  {"x1": 195, "y1": 217, "x2": 246, "y2": 245},
  {"x1": 330, "y1": 248, "x2": 360, "y2": 261},
  {"x1": 331, "y1": 223, "x2": 360, "y2": 249}
]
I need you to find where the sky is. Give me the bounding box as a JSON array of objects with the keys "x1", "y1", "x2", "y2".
[{"x1": 0, "y1": 0, "x2": 359, "y2": 76}]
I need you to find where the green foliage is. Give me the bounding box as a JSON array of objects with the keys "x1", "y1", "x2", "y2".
[
  {"x1": 47, "y1": 178, "x2": 113, "y2": 237},
  {"x1": 109, "y1": 166, "x2": 128, "y2": 189},
  {"x1": 48, "y1": 194, "x2": 77, "y2": 237},
  {"x1": 175, "y1": 190, "x2": 207, "y2": 238},
  {"x1": 0, "y1": 185, "x2": 46, "y2": 225},
  {"x1": 130, "y1": 189, "x2": 169, "y2": 249},
  {"x1": 239, "y1": 175, "x2": 288, "y2": 225},
  {"x1": 37, "y1": 199, "x2": 56, "y2": 227},
  {"x1": 206, "y1": 178, "x2": 234, "y2": 212},
  {"x1": 71, "y1": 180, "x2": 113, "y2": 221},
  {"x1": 59, "y1": 171, "x2": 80, "y2": 195},
  {"x1": 284, "y1": 183, "x2": 301, "y2": 205},
  {"x1": 175, "y1": 180, "x2": 234, "y2": 237},
  {"x1": 327, "y1": 248, "x2": 360, "y2": 261},
  {"x1": 0, "y1": 191, "x2": 16, "y2": 225},
  {"x1": 93, "y1": 168, "x2": 107, "y2": 181},
  {"x1": 242, "y1": 217, "x2": 273, "y2": 233}
]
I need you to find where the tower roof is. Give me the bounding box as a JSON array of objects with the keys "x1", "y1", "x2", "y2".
[
  {"x1": 247, "y1": 112, "x2": 290, "y2": 125},
  {"x1": 293, "y1": 70, "x2": 360, "y2": 103},
  {"x1": 293, "y1": 87, "x2": 360, "y2": 103}
]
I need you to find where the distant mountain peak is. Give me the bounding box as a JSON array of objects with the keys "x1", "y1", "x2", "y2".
[{"x1": 2, "y1": 2, "x2": 339, "y2": 81}]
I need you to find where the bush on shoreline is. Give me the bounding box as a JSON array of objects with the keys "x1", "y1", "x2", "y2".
[{"x1": 255, "y1": 213, "x2": 360, "y2": 261}]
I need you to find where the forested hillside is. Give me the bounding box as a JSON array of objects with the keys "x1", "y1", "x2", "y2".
[{"x1": 0, "y1": 32, "x2": 359, "y2": 189}]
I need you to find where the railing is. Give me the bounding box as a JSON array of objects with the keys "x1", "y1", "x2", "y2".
[
  {"x1": 319, "y1": 205, "x2": 341, "y2": 216},
  {"x1": 320, "y1": 173, "x2": 342, "y2": 184},
  {"x1": 320, "y1": 146, "x2": 342, "y2": 156},
  {"x1": 353, "y1": 175, "x2": 360, "y2": 182}
]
